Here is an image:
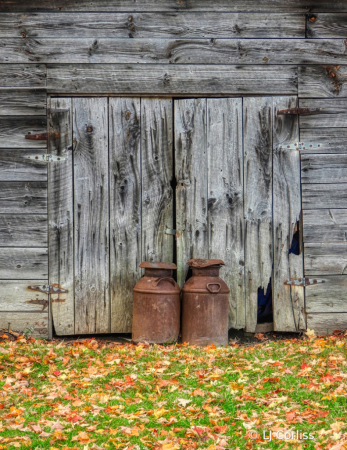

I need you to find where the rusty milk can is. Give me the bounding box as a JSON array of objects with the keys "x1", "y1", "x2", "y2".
[
  {"x1": 182, "y1": 259, "x2": 230, "y2": 347},
  {"x1": 132, "y1": 262, "x2": 180, "y2": 344}
]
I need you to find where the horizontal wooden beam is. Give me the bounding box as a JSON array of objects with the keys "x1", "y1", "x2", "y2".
[
  {"x1": 1, "y1": 0, "x2": 346, "y2": 12},
  {"x1": 305, "y1": 275, "x2": 347, "y2": 312},
  {"x1": 47, "y1": 64, "x2": 298, "y2": 94},
  {"x1": 303, "y1": 209, "x2": 347, "y2": 243},
  {"x1": 306, "y1": 13, "x2": 347, "y2": 38},
  {"x1": 0, "y1": 90, "x2": 46, "y2": 116},
  {"x1": 0, "y1": 149, "x2": 47, "y2": 181},
  {"x1": 300, "y1": 128, "x2": 347, "y2": 153},
  {"x1": 304, "y1": 242, "x2": 347, "y2": 275},
  {"x1": 0, "y1": 280, "x2": 49, "y2": 311},
  {"x1": 0, "y1": 64, "x2": 46, "y2": 88},
  {"x1": 299, "y1": 99, "x2": 347, "y2": 128},
  {"x1": 2, "y1": 38, "x2": 346, "y2": 65},
  {"x1": 307, "y1": 313, "x2": 347, "y2": 335},
  {"x1": 0, "y1": 247, "x2": 48, "y2": 279},
  {"x1": 299, "y1": 65, "x2": 347, "y2": 98},
  {"x1": 0, "y1": 181, "x2": 47, "y2": 214},
  {"x1": 0, "y1": 12, "x2": 305, "y2": 38},
  {"x1": 0, "y1": 117, "x2": 47, "y2": 148},
  {"x1": 0, "y1": 215, "x2": 47, "y2": 247},
  {"x1": 301, "y1": 154, "x2": 347, "y2": 183},
  {"x1": 302, "y1": 183, "x2": 347, "y2": 209}
]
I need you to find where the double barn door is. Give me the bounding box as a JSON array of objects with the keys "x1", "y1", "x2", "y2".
[{"x1": 49, "y1": 96, "x2": 304, "y2": 336}]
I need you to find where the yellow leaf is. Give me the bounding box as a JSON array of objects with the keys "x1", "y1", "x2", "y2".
[
  {"x1": 184, "y1": 367, "x2": 189, "y2": 375},
  {"x1": 153, "y1": 408, "x2": 166, "y2": 419}
]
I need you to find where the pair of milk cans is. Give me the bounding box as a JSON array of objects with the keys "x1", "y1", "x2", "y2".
[{"x1": 132, "y1": 259, "x2": 230, "y2": 347}]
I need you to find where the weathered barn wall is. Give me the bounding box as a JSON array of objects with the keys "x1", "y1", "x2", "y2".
[{"x1": 1, "y1": 0, "x2": 347, "y2": 336}]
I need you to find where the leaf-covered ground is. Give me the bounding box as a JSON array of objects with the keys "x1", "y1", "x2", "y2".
[{"x1": 0, "y1": 332, "x2": 347, "y2": 450}]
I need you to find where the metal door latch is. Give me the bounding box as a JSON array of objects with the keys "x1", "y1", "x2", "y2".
[
  {"x1": 27, "y1": 285, "x2": 69, "y2": 294},
  {"x1": 279, "y1": 142, "x2": 322, "y2": 151},
  {"x1": 284, "y1": 278, "x2": 325, "y2": 287},
  {"x1": 277, "y1": 107, "x2": 321, "y2": 115},
  {"x1": 26, "y1": 154, "x2": 67, "y2": 163}
]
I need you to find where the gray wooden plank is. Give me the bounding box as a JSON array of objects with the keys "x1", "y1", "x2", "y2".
[
  {"x1": 0, "y1": 181, "x2": 47, "y2": 213},
  {"x1": 305, "y1": 243, "x2": 347, "y2": 275},
  {"x1": 207, "y1": 98, "x2": 244, "y2": 329},
  {"x1": 0, "y1": 90, "x2": 46, "y2": 115},
  {"x1": 109, "y1": 97, "x2": 141, "y2": 333},
  {"x1": 301, "y1": 154, "x2": 347, "y2": 183},
  {"x1": 175, "y1": 99, "x2": 208, "y2": 288},
  {"x1": 73, "y1": 97, "x2": 109, "y2": 334},
  {"x1": 273, "y1": 96, "x2": 304, "y2": 332},
  {"x1": 0, "y1": 215, "x2": 47, "y2": 247},
  {"x1": 47, "y1": 65, "x2": 298, "y2": 95},
  {"x1": 307, "y1": 13, "x2": 347, "y2": 38},
  {"x1": 0, "y1": 280, "x2": 49, "y2": 312},
  {"x1": 141, "y1": 98, "x2": 173, "y2": 264},
  {"x1": 1, "y1": 0, "x2": 346, "y2": 12},
  {"x1": 48, "y1": 98, "x2": 74, "y2": 336},
  {"x1": 299, "y1": 99, "x2": 347, "y2": 128},
  {"x1": 305, "y1": 276, "x2": 347, "y2": 313},
  {"x1": 0, "y1": 64, "x2": 46, "y2": 88},
  {"x1": 0, "y1": 311, "x2": 48, "y2": 338},
  {"x1": 0, "y1": 248, "x2": 48, "y2": 279},
  {"x1": 0, "y1": 117, "x2": 47, "y2": 148},
  {"x1": 302, "y1": 183, "x2": 347, "y2": 209},
  {"x1": 243, "y1": 97, "x2": 273, "y2": 333},
  {"x1": 0, "y1": 149, "x2": 47, "y2": 181},
  {"x1": 0, "y1": 12, "x2": 305, "y2": 38},
  {"x1": 4, "y1": 39, "x2": 345, "y2": 65},
  {"x1": 299, "y1": 65, "x2": 347, "y2": 98},
  {"x1": 300, "y1": 128, "x2": 347, "y2": 154},
  {"x1": 307, "y1": 313, "x2": 347, "y2": 335},
  {"x1": 303, "y1": 209, "x2": 347, "y2": 243}
]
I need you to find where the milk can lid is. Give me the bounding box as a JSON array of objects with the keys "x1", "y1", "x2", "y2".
[
  {"x1": 139, "y1": 262, "x2": 177, "y2": 269},
  {"x1": 187, "y1": 259, "x2": 225, "y2": 268}
]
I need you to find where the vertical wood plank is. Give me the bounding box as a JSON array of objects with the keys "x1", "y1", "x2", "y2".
[
  {"x1": 175, "y1": 99, "x2": 208, "y2": 288},
  {"x1": 109, "y1": 98, "x2": 141, "y2": 333},
  {"x1": 73, "y1": 98, "x2": 109, "y2": 334},
  {"x1": 48, "y1": 97, "x2": 74, "y2": 336},
  {"x1": 273, "y1": 97, "x2": 304, "y2": 332},
  {"x1": 207, "y1": 98, "x2": 245, "y2": 329},
  {"x1": 244, "y1": 97, "x2": 273, "y2": 333},
  {"x1": 141, "y1": 98, "x2": 173, "y2": 264}
]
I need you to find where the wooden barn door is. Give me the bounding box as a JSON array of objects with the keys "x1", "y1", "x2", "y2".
[
  {"x1": 49, "y1": 97, "x2": 173, "y2": 336},
  {"x1": 174, "y1": 97, "x2": 304, "y2": 333}
]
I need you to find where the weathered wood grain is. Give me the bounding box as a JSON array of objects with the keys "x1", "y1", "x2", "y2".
[
  {"x1": 0, "y1": 149, "x2": 47, "y2": 181},
  {"x1": 47, "y1": 65, "x2": 298, "y2": 95},
  {"x1": 4, "y1": 39, "x2": 345, "y2": 65},
  {"x1": 300, "y1": 128, "x2": 347, "y2": 154},
  {"x1": 307, "y1": 313, "x2": 347, "y2": 335},
  {"x1": 109, "y1": 98, "x2": 141, "y2": 333},
  {"x1": 0, "y1": 64, "x2": 46, "y2": 88},
  {"x1": 305, "y1": 276, "x2": 347, "y2": 312},
  {"x1": 73, "y1": 97, "x2": 109, "y2": 334},
  {"x1": 0, "y1": 248, "x2": 48, "y2": 279},
  {"x1": 299, "y1": 65, "x2": 347, "y2": 98},
  {"x1": 175, "y1": 99, "x2": 208, "y2": 288},
  {"x1": 0, "y1": 117, "x2": 46, "y2": 148},
  {"x1": 244, "y1": 97, "x2": 273, "y2": 333},
  {"x1": 0, "y1": 12, "x2": 305, "y2": 38},
  {"x1": 302, "y1": 183, "x2": 347, "y2": 209},
  {"x1": 0, "y1": 280, "x2": 48, "y2": 312},
  {"x1": 307, "y1": 13, "x2": 347, "y2": 38},
  {"x1": 0, "y1": 90, "x2": 46, "y2": 115},
  {"x1": 0, "y1": 0, "x2": 346, "y2": 12},
  {"x1": 0, "y1": 181, "x2": 47, "y2": 213},
  {"x1": 48, "y1": 98, "x2": 74, "y2": 336},
  {"x1": 303, "y1": 209, "x2": 347, "y2": 243},
  {"x1": 305, "y1": 243, "x2": 347, "y2": 275},
  {"x1": 0, "y1": 312, "x2": 48, "y2": 338},
  {"x1": 0, "y1": 215, "x2": 47, "y2": 247},
  {"x1": 299, "y1": 99, "x2": 347, "y2": 128},
  {"x1": 141, "y1": 98, "x2": 173, "y2": 264},
  {"x1": 301, "y1": 154, "x2": 347, "y2": 183},
  {"x1": 273, "y1": 96, "x2": 304, "y2": 332},
  {"x1": 207, "y1": 98, "x2": 244, "y2": 329}
]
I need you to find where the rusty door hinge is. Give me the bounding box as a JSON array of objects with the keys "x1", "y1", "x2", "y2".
[
  {"x1": 277, "y1": 108, "x2": 321, "y2": 115},
  {"x1": 284, "y1": 278, "x2": 325, "y2": 287},
  {"x1": 165, "y1": 228, "x2": 177, "y2": 236},
  {"x1": 27, "y1": 284, "x2": 69, "y2": 294},
  {"x1": 26, "y1": 299, "x2": 49, "y2": 311},
  {"x1": 26, "y1": 154, "x2": 67, "y2": 163},
  {"x1": 25, "y1": 132, "x2": 48, "y2": 140}
]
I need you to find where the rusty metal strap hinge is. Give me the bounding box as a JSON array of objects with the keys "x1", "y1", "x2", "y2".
[
  {"x1": 25, "y1": 132, "x2": 48, "y2": 140},
  {"x1": 27, "y1": 284, "x2": 69, "y2": 294},
  {"x1": 277, "y1": 107, "x2": 321, "y2": 115},
  {"x1": 26, "y1": 154, "x2": 67, "y2": 163},
  {"x1": 165, "y1": 228, "x2": 177, "y2": 236},
  {"x1": 284, "y1": 278, "x2": 325, "y2": 287},
  {"x1": 279, "y1": 142, "x2": 322, "y2": 151}
]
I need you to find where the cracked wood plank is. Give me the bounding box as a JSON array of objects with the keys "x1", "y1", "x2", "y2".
[
  {"x1": 305, "y1": 243, "x2": 347, "y2": 275},
  {"x1": 303, "y1": 209, "x2": 347, "y2": 243}
]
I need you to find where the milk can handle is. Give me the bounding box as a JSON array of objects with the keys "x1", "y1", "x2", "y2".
[
  {"x1": 206, "y1": 283, "x2": 221, "y2": 293},
  {"x1": 152, "y1": 277, "x2": 176, "y2": 287}
]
